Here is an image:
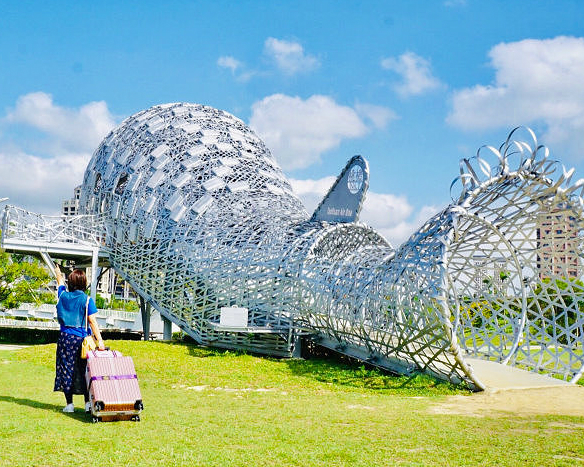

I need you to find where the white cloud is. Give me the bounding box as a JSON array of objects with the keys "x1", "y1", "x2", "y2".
[
  {"x1": 0, "y1": 151, "x2": 91, "y2": 214},
  {"x1": 217, "y1": 56, "x2": 261, "y2": 82},
  {"x1": 5, "y1": 92, "x2": 115, "y2": 153},
  {"x1": 218, "y1": 37, "x2": 318, "y2": 82},
  {"x1": 447, "y1": 36, "x2": 584, "y2": 159},
  {"x1": 217, "y1": 56, "x2": 242, "y2": 73},
  {"x1": 0, "y1": 150, "x2": 89, "y2": 214},
  {"x1": 361, "y1": 193, "x2": 440, "y2": 245},
  {"x1": 290, "y1": 176, "x2": 440, "y2": 246},
  {"x1": 373, "y1": 204, "x2": 441, "y2": 246},
  {"x1": 360, "y1": 192, "x2": 413, "y2": 228},
  {"x1": 381, "y1": 52, "x2": 443, "y2": 97},
  {"x1": 0, "y1": 93, "x2": 117, "y2": 213},
  {"x1": 354, "y1": 102, "x2": 398, "y2": 129},
  {"x1": 290, "y1": 176, "x2": 337, "y2": 213},
  {"x1": 250, "y1": 94, "x2": 371, "y2": 170},
  {"x1": 264, "y1": 37, "x2": 320, "y2": 75}
]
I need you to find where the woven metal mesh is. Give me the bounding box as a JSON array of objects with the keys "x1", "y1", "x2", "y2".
[{"x1": 66, "y1": 105, "x2": 584, "y2": 389}]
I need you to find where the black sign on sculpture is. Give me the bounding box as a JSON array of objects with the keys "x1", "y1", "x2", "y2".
[{"x1": 310, "y1": 155, "x2": 369, "y2": 223}]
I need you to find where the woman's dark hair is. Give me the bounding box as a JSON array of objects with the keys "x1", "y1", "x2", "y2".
[{"x1": 68, "y1": 269, "x2": 87, "y2": 292}]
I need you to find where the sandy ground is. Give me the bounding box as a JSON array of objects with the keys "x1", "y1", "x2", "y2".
[
  {"x1": 430, "y1": 385, "x2": 584, "y2": 417},
  {"x1": 431, "y1": 357, "x2": 584, "y2": 418}
]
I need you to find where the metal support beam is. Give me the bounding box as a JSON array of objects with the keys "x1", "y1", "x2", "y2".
[
  {"x1": 39, "y1": 251, "x2": 57, "y2": 278},
  {"x1": 90, "y1": 248, "x2": 99, "y2": 302}
]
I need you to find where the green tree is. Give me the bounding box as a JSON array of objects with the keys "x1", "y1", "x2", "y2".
[
  {"x1": 108, "y1": 297, "x2": 139, "y2": 312},
  {"x1": 0, "y1": 250, "x2": 52, "y2": 309},
  {"x1": 95, "y1": 293, "x2": 106, "y2": 309}
]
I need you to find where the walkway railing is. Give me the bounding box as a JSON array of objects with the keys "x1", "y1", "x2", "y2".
[
  {"x1": 1, "y1": 205, "x2": 108, "y2": 248},
  {"x1": 0, "y1": 305, "x2": 168, "y2": 335},
  {"x1": 0, "y1": 317, "x2": 60, "y2": 329}
]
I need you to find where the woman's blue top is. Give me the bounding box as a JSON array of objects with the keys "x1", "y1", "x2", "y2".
[{"x1": 56, "y1": 285, "x2": 98, "y2": 337}]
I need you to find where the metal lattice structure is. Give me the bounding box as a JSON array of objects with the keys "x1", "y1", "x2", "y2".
[
  {"x1": 1, "y1": 205, "x2": 106, "y2": 248},
  {"x1": 2, "y1": 102, "x2": 583, "y2": 389}
]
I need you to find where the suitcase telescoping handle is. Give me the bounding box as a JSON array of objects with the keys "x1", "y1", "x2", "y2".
[{"x1": 87, "y1": 348, "x2": 120, "y2": 358}]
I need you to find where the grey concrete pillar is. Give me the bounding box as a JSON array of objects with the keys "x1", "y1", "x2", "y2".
[
  {"x1": 292, "y1": 334, "x2": 303, "y2": 358},
  {"x1": 162, "y1": 315, "x2": 172, "y2": 341},
  {"x1": 140, "y1": 296, "x2": 151, "y2": 341}
]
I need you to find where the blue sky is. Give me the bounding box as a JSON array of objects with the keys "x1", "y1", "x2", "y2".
[{"x1": 1, "y1": 0, "x2": 584, "y2": 244}]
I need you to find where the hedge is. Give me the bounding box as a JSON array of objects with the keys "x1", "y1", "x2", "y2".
[{"x1": 0, "y1": 327, "x2": 143, "y2": 344}]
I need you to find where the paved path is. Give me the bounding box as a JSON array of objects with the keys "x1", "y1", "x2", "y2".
[
  {"x1": 467, "y1": 357, "x2": 571, "y2": 390},
  {"x1": 0, "y1": 344, "x2": 28, "y2": 351}
]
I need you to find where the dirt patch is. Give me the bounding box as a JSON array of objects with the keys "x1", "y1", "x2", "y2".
[
  {"x1": 347, "y1": 404, "x2": 375, "y2": 410},
  {"x1": 172, "y1": 384, "x2": 282, "y2": 394},
  {"x1": 430, "y1": 386, "x2": 584, "y2": 417},
  {"x1": 547, "y1": 422, "x2": 584, "y2": 429},
  {"x1": 553, "y1": 454, "x2": 584, "y2": 462}
]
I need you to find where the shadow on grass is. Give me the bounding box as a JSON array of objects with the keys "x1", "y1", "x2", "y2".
[
  {"x1": 172, "y1": 340, "x2": 466, "y2": 394},
  {"x1": 184, "y1": 343, "x2": 252, "y2": 359},
  {"x1": 0, "y1": 395, "x2": 91, "y2": 423},
  {"x1": 283, "y1": 358, "x2": 465, "y2": 394}
]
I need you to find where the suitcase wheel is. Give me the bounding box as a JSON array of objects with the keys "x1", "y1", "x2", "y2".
[
  {"x1": 134, "y1": 400, "x2": 144, "y2": 411},
  {"x1": 92, "y1": 416, "x2": 100, "y2": 423},
  {"x1": 131, "y1": 415, "x2": 140, "y2": 422}
]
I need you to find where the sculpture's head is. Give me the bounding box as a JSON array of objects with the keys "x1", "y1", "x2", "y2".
[{"x1": 79, "y1": 103, "x2": 307, "y2": 246}]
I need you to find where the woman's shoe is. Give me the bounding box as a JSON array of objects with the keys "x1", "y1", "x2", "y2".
[{"x1": 63, "y1": 403, "x2": 74, "y2": 413}]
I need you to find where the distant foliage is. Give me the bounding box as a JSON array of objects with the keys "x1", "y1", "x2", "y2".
[
  {"x1": 91, "y1": 293, "x2": 138, "y2": 311},
  {"x1": 95, "y1": 293, "x2": 107, "y2": 309},
  {"x1": 0, "y1": 250, "x2": 52, "y2": 309},
  {"x1": 108, "y1": 297, "x2": 139, "y2": 312}
]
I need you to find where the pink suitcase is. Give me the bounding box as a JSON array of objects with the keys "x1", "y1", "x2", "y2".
[{"x1": 85, "y1": 349, "x2": 143, "y2": 422}]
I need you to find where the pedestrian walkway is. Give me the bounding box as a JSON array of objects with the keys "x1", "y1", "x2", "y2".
[
  {"x1": 467, "y1": 357, "x2": 571, "y2": 390},
  {"x1": 0, "y1": 344, "x2": 28, "y2": 351}
]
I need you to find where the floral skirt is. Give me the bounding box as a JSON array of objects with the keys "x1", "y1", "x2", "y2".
[{"x1": 54, "y1": 333, "x2": 88, "y2": 395}]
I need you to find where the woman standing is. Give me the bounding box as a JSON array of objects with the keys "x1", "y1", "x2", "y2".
[{"x1": 54, "y1": 266, "x2": 105, "y2": 413}]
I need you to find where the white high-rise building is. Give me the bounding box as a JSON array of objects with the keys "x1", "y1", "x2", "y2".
[
  {"x1": 61, "y1": 185, "x2": 81, "y2": 217},
  {"x1": 473, "y1": 256, "x2": 508, "y2": 295}
]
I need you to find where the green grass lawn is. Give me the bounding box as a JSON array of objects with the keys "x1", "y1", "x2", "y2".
[{"x1": 1, "y1": 341, "x2": 584, "y2": 466}]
